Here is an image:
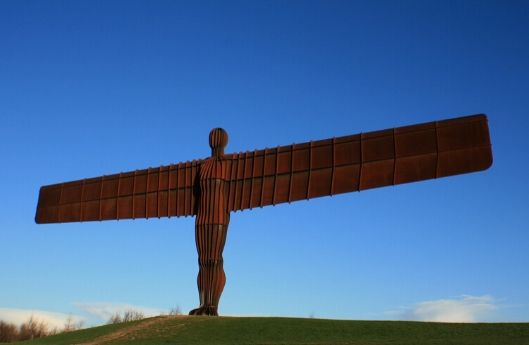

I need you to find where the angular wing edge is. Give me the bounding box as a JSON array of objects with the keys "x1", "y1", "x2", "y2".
[
  {"x1": 225, "y1": 114, "x2": 492, "y2": 212},
  {"x1": 35, "y1": 159, "x2": 203, "y2": 224}
]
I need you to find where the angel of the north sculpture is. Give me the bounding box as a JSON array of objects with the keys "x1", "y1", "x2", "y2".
[{"x1": 35, "y1": 113, "x2": 492, "y2": 316}]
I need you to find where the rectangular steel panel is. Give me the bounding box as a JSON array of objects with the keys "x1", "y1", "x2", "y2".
[
  {"x1": 227, "y1": 114, "x2": 492, "y2": 211},
  {"x1": 36, "y1": 114, "x2": 492, "y2": 221},
  {"x1": 36, "y1": 160, "x2": 202, "y2": 223}
]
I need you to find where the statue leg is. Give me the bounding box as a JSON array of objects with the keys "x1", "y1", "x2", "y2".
[{"x1": 189, "y1": 223, "x2": 228, "y2": 316}]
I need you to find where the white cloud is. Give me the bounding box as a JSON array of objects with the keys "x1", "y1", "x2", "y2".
[
  {"x1": 0, "y1": 302, "x2": 167, "y2": 328},
  {"x1": 74, "y1": 302, "x2": 165, "y2": 321},
  {"x1": 395, "y1": 295, "x2": 497, "y2": 323},
  {"x1": 0, "y1": 307, "x2": 84, "y2": 329}
]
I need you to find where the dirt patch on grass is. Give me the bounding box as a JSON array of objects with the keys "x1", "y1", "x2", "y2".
[{"x1": 77, "y1": 316, "x2": 186, "y2": 345}]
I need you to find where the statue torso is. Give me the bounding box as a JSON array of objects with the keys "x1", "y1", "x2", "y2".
[{"x1": 196, "y1": 157, "x2": 230, "y2": 225}]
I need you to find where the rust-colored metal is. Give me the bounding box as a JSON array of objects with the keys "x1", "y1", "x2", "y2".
[
  {"x1": 35, "y1": 113, "x2": 493, "y2": 316},
  {"x1": 188, "y1": 128, "x2": 230, "y2": 316}
]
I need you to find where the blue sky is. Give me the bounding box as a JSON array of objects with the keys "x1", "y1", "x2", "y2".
[{"x1": 1, "y1": 0, "x2": 528, "y2": 326}]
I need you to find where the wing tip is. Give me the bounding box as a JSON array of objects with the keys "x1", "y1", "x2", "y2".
[
  {"x1": 477, "y1": 113, "x2": 493, "y2": 172},
  {"x1": 481, "y1": 145, "x2": 494, "y2": 171},
  {"x1": 34, "y1": 212, "x2": 48, "y2": 224}
]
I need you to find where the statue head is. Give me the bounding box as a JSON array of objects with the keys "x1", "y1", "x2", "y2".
[{"x1": 209, "y1": 128, "x2": 228, "y2": 157}]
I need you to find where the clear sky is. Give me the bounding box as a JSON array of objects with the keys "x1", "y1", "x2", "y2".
[{"x1": 1, "y1": 0, "x2": 528, "y2": 327}]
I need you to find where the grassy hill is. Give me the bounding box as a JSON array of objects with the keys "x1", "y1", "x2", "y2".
[{"x1": 15, "y1": 316, "x2": 529, "y2": 345}]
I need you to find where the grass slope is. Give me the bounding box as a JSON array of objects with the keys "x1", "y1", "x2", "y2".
[{"x1": 16, "y1": 316, "x2": 529, "y2": 345}]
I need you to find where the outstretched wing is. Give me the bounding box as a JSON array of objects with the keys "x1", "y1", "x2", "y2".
[
  {"x1": 226, "y1": 114, "x2": 492, "y2": 212},
  {"x1": 35, "y1": 160, "x2": 203, "y2": 223}
]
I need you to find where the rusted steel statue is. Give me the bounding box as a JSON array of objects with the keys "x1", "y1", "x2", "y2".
[{"x1": 35, "y1": 114, "x2": 493, "y2": 316}]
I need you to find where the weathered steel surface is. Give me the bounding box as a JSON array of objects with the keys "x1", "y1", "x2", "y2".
[
  {"x1": 35, "y1": 161, "x2": 201, "y2": 223},
  {"x1": 190, "y1": 128, "x2": 230, "y2": 316},
  {"x1": 35, "y1": 113, "x2": 493, "y2": 316},
  {"x1": 226, "y1": 114, "x2": 492, "y2": 211}
]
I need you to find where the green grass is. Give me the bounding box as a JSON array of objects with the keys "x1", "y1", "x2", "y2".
[
  {"x1": 14, "y1": 320, "x2": 143, "y2": 345},
  {"x1": 15, "y1": 316, "x2": 529, "y2": 345}
]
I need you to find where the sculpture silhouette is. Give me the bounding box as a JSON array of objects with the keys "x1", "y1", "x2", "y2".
[
  {"x1": 35, "y1": 114, "x2": 493, "y2": 316},
  {"x1": 190, "y1": 128, "x2": 231, "y2": 316}
]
